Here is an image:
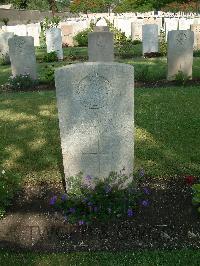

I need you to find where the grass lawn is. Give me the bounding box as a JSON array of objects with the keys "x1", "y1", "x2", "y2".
[
  {"x1": 0, "y1": 249, "x2": 200, "y2": 266},
  {"x1": 0, "y1": 87, "x2": 200, "y2": 186}
]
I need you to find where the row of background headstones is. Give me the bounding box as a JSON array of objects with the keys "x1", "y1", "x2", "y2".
[{"x1": 1, "y1": 13, "x2": 200, "y2": 47}]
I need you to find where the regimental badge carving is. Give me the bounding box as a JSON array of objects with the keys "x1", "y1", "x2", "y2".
[{"x1": 75, "y1": 73, "x2": 112, "y2": 109}]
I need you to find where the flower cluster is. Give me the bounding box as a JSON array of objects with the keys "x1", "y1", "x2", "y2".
[{"x1": 49, "y1": 171, "x2": 151, "y2": 226}]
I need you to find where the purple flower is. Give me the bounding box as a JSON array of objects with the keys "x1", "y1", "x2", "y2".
[
  {"x1": 105, "y1": 185, "x2": 112, "y2": 194},
  {"x1": 85, "y1": 175, "x2": 93, "y2": 180},
  {"x1": 49, "y1": 196, "x2": 57, "y2": 206},
  {"x1": 139, "y1": 169, "x2": 145, "y2": 177},
  {"x1": 143, "y1": 187, "x2": 150, "y2": 195},
  {"x1": 78, "y1": 220, "x2": 84, "y2": 226},
  {"x1": 94, "y1": 206, "x2": 98, "y2": 212},
  {"x1": 141, "y1": 200, "x2": 149, "y2": 207},
  {"x1": 127, "y1": 208, "x2": 134, "y2": 217},
  {"x1": 61, "y1": 194, "x2": 67, "y2": 201},
  {"x1": 69, "y1": 207, "x2": 76, "y2": 213}
]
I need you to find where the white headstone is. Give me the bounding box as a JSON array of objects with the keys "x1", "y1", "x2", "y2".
[
  {"x1": 55, "y1": 62, "x2": 134, "y2": 189},
  {"x1": 46, "y1": 28, "x2": 63, "y2": 60},
  {"x1": 167, "y1": 30, "x2": 194, "y2": 80},
  {"x1": 26, "y1": 24, "x2": 40, "y2": 47},
  {"x1": 0, "y1": 32, "x2": 14, "y2": 63},
  {"x1": 88, "y1": 32, "x2": 114, "y2": 62},
  {"x1": 8, "y1": 36, "x2": 37, "y2": 80},
  {"x1": 142, "y1": 24, "x2": 159, "y2": 54}
]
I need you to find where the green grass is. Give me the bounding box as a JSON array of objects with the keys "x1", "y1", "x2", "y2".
[
  {"x1": 0, "y1": 250, "x2": 200, "y2": 266},
  {"x1": 0, "y1": 87, "x2": 200, "y2": 185}
]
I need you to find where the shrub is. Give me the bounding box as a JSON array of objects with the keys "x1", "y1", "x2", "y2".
[
  {"x1": 42, "y1": 16, "x2": 61, "y2": 31},
  {"x1": 174, "y1": 70, "x2": 190, "y2": 86},
  {"x1": 73, "y1": 28, "x2": 92, "y2": 47},
  {"x1": 8, "y1": 74, "x2": 38, "y2": 91},
  {"x1": 193, "y1": 50, "x2": 200, "y2": 57},
  {"x1": 43, "y1": 65, "x2": 55, "y2": 83},
  {"x1": 159, "y1": 29, "x2": 167, "y2": 56},
  {"x1": 132, "y1": 40, "x2": 142, "y2": 45},
  {"x1": 0, "y1": 170, "x2": 20, "y2": 218},
  {"x1": 43, "y1": 51, "x2": 58, "y2": 62},
  {"x1": 0, "y1": 54, "x2": 10, "y2": 65},
  {"x1": 192, "y1": 183, "x2": 200, "y2": 214},
  {"x1": 115, "y1": 38, "x2": 135, "y2": 59},
  {"x1": 50, "y1": 172, "x2": 150, "y2": 225}
]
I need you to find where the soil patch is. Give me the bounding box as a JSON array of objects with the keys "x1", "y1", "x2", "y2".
[{"x1": 0, "y1": 177, "x2": 199, "y2": 252}]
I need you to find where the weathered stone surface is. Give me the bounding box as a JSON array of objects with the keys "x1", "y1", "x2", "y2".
[
  {"x1": 88, "y1": 32, "x2": 114, "y2": 62},
  {"x1": 61, "y1": 25, "x2": 74, "y2": 47},
  {"x1": 0, "y1": 32, "x2": 14, "y2": 63},
  {"x1": 8, "y1": 36, "x2": 37, "y2": 79},
  {"x1": 26, "y1": 23, "x2": 40, "y2": 46},
  {"x1": 167, "y1": 30, "x2": 194, "y2": 80},
  {"x1": 46, "y1": 28, "x2": 63, "y2": 60},
  {"x1": 191, "y1": 24, "x2": 200, "y2": 50},
  {"x1": 131, "y1": 20, "x2": 143, "y2": 40},
  {"x1": 165, "y1": 18, "x2": 179, "y2": 41},
  {"x1": 142, "y1": 24, "x2": 158, "y2": 54},
  {"x1": 55, "y1": 62, "x2": 134, "y2": 189},
  {"x1": 94, "y1": 26, "x2": 109, "y2": 32}
]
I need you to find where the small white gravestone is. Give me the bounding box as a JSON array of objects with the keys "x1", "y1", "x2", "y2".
[
  {"x1": 94, "y1": 18, "x2": 109, "y2": 32},
  {"x1": 167, "y1": 30, "x2": 194, "y2": 80},
  {"x1": 142, "y1": 24, "x2": 159, "y2": 54},
  {"x1": 191, "y1": 24, "x2": 200, "y2": 50},
  {"x1": 26, "y1": 24, "x2": 40, "y2": 47},
  {"x1": 88, "y1": 31, "x2": 114, "y2": 62},
  {"x1": 0, "y1": 32, "x2": 14, "y2": 63},
  {"x1": 8, "y1": 36, "x2": 37, "y2": 80},
  {"x1": 131, "y1": 19, "x2": 144, "y2": 41},
  {"x1": 46, "y1": 28, "x2": 63, "y2": 60},
  {"x1": 55, "y1": 62, "x2": 134, "y2": 190}
]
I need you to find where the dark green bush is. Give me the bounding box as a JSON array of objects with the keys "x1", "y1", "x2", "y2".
[
  {"x1": 43, "y1": 51, "x2": 58, "y2": 62},
  {"x1": 8, "y1": 74, "x2": 38, "y2": 91},
  {"x1": 43, "y1": 65, "x2": 55, "y2": 83},
  {"x1": 115, "y1": 39, "x2": 136, "y2": 58},
  {"x1": 0, "y1": 170, "x2": 20, "y2": 218},
  {"x1": 192, "y1": 183, "x2": 200, "y2": 214},
  {"x1": 132, "y1": 40, "x2": 142, "y2": 45},
  {"x1": 0, "y1": 54, "x2": 10, "y2": 65},
  {"x1": 73, "y1": 28, "x2": 92, "y2": 47},
  {"x1": 159, "y1": 30, "x2": 167, "y2": 56},
  {"x1": 193, "y1": 50, "x2": 200, "y2": 57}
]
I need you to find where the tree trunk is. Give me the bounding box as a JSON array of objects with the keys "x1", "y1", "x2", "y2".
[{"x1": 48, "y1": 0, "x2": 58, "y2": 17}]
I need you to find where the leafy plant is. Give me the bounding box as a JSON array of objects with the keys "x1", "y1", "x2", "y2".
[
  {"x1": 0, "y1": 54, "x2": 10, "y2": 66},
  {"x1": 8, "y1": 74, "x2": 38, "y2": 91},
  {"x1": 159, "y1": 29, "x2": 167, "y2": 56},
  {"x1": 43, "y1": 65, "x2": 55, "y2": 83},
  {"x1": 193, "y1": 50, "x2": 200, "y2": 57},
  {"x1": 115, "y1": 38, "x2": 136, "y2": 59},
  {"x1": 43, "y1": 51, "x2": 58, "y2": 62},
  {"x1": 42, "y1": 16, "x2": 61, "y2": 31},
  {"x1": 50, "y1": 172, "x2": 150, "y2": 225},
  {"x1": 0, "y1": 170, "x2": 21, "y2": 218},
  {"x1": 174, "y1": 70, "x2": 191, "y2": 86},
  {"x1": 73, "y1": 28, "x2": 92, "y2": 47},
  {"x1": 192, "y1": 183, "x2": 200, "y2": 214},
  {"x1": 132, "y1": 40, "x2": 142, "y2": 45},
  {"x1": 1, "y1": 17, "x2": 9, "y2": 26}
]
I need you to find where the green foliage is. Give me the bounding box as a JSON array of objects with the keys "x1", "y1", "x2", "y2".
[
  {"x1": 174, "y1": 70, "x2": 190, "y2": 86},
  {"x1": 193, "y1": 49, "x2": 200, "y2": 57},
  {"x1": 73, "y1": 28, "x2": 92, "y2": 47},
  {"x1": 192, "y1": 183, "x2": 200, "y2": 213},
  {"x1": 43, "y1": 51, "x2": 58, "y2": 62},
  {"x1": 43, "y1": 64, "x2": 55, "y2": 83},
  {"x1": 50, "y1": 172, "x2": 148, "y2": 225},
  {"x1": 115, "y1": 38, "x2": 136, "y2": 59},
  {"x1": 159, "y1": 30, "x2": 167, "y2": 56},
  {"x1": 0, "y1": 17, "x2": 9, "y2": 26},
  {"x1": 0, "y1": 170, "x2": 21, "y2": 218},
  {"x1": 0, "y1": 54, "x2": 10, "y2": 66},
  {"x1": 132, "y1": 40, "x2": 142, "y2": 45},
  {"x1": 8, "y1": 74, "x2": 38, "y2": 91},
  {"x1": 42, "y1": 16, "x2": 61, "y2": 31}
]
